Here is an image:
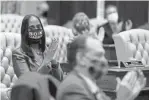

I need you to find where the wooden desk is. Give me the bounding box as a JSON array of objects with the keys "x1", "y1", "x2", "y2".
[
  {"x1": 103, "y1": 45, "x2": 118, "y2": 66},
  {"x1": 97, "y1": 67, "x2": 149, "y2": 100}
]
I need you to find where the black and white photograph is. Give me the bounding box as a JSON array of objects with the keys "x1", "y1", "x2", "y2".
[{"x1": 0, "y1": 0, "x2": 149, "y2": 100}]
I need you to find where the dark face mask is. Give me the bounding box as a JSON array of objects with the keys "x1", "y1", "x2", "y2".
[
  {"x1": 88, "y1": 61, "x2": 108, "y2": 80},
  {"x1": 28, "y1": 29, "x2": 43, "y2": 44},
  {"x1": 89, "y1": 66, "x2": 103, "y2": 80}
]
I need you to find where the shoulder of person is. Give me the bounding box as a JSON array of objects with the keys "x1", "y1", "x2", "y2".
[
  {"x1": 60, "y1": 71, "x2": 87, "y2": 90},
  {"x1": 97, "y1": 22, "x2": 109, "y2": 32},
  {"x1": 12, "y1": 48, "x2": 27, "y2": 59},
  {"x1": 100, "y1": 22, "x2": 109, "y2": 28}
]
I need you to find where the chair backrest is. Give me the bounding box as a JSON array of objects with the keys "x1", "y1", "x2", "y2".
[
  {"x1": 0, "y1": 32, "x2": 20, "y2": 89},
  {"x1": 0, "y1": 14, "x2": 23, "y2": 33},
  {"x1": 113, "y1": 29, "x2": 149, "y2": 65},
  {"x1": 44, "y1": 25, "x2": 74, "y2": 63}
]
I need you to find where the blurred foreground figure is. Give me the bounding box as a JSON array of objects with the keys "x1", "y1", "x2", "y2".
[
  {"x1": 11, "y1": 72, "x2": 59, "y2": 100},
  {"x1": 57, "y1": 35, "x2": 146, "y2": 100},
  {"x1": 12, "y1": 15, "x2": 63, "y2": 81}
]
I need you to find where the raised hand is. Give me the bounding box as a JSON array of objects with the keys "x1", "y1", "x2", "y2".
[
  {"x1": 44, "y1": 38, "x2": 59, "y2": 64},
  {"x1": 125, "y1": 19, "x2": 133, "y2": 30},
  {"x1": 97, "y1": 27, "x2": 105, "y2": 42},
  {"x1": 116, "y1": 70, "x2": 146, "y2": 100},
  {"x1": 127, "y1": 70, "x2": 146, "y2": 100},
  {"x1": 38, "y1": 38, "x2": 59, "y2": 73},
  {"x1": 116, "y1": 71, "x2": 137, "y2": 100}
]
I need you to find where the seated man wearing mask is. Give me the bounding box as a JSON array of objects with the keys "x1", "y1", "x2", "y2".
[
  {"x1": 57, "y1": 35, "x2": 146, "y2": 100},
  {"x1": 97, "y1": 5, "x2": 133, "y2": 44}
]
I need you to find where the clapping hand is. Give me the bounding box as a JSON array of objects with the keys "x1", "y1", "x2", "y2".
[
  {"x1": 44, "y1": 38, "x2": 59, "y2": 64},
  {"x1": 40, "y1": 38, "x2": 59, "y2": 67},
  {"x1": 97, "y1": 27, "x2": 105, "y2": 42},
  {"x1": 128, "y1": 70, "x2": 146, "y2": 100},
  {"x1": 38, "y1": 38, "x2": 59, "y2": 73},
  {"x1": 125, "y1": 19, "x2": 133, "y2": 30},
  {"x1": 116, "y1": 69, "x2": 146, "y2": 100}
]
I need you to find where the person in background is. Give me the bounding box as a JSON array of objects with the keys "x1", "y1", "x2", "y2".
[
  {"x1": 72, "y1": 12, "x2": 98, "y2": 37},
  {"x1": 72, "y1": 12, "x2": 91, "y2": 36},
  {"x1": 97, "y1": 5, "x2": 133, "y2": 44},
  {"x1": 71, "y1": 12, "x2": 101, "y2": 42},
  {"x1": 12, "y1": 14, "x2": 63, "y2": 81},
  {"x1": 37, "y1": 1, "x2": 49, "y2": 26},
  {"x1": 67, "y1": 12, "x2": 101, "y2": 61},
  {"x1": 57, "y1": 35, "x2": 146, "y2": 100}
]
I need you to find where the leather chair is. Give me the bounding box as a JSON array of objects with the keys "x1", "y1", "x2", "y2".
[
  {"x1": 0, "y1": 14, "x2": 23, "y2": 33},
  {"x1": 44, "y1": 25, "x2": 74, "y2": 63},
  {"x1": 0, "y1": 32, "x2": 20, "y2": 100},
  {"x1": 113, "y1": 29, "x2": 149, "y2": 66}
]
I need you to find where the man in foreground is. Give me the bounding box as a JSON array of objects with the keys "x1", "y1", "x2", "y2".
[{"x1": 56, "y1": 35, "x2": 146, "y2": 100}]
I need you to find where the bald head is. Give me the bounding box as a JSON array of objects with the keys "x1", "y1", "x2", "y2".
[
  {"x1": 86, "y1": 37, "x2": 104, "y2": 53},
  {"x1": 67, "y1": 35, "x2": 88, "y2": 64},
  {"x1": 67, "y1": 35, "x2": 104, "y2": 65},
  {"x1": 67, "y1": 35, "x2": 108, "y2": 79}
]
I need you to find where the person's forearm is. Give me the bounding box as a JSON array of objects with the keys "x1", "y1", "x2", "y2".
[{"x1": 37, "y1": 63, "x2": 52, "y2": 74}]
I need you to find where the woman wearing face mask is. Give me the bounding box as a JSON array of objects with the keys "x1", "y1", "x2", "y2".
[
  {"x1": 97, "y1": 5, "x2": 133, "y2": 44},
  {"x1": 12, "y1": 15, "x2": 63, "y2": 81}
]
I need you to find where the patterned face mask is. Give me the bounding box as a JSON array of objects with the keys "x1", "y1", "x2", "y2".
[
  {"x1": 29, "y1": 30, "x2": 43, "y2": 39},
  {"x1": 28, "y1": 29, "x2": 43, "y2": 44}
]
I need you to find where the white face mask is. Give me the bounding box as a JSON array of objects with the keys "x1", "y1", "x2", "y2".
[{"x1": 107, "y1": 13, "x2": 119, "y2": 23}]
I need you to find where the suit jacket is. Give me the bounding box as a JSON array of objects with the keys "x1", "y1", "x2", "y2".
[
  {"x1": 56, "y1": 70, "x2": 111, "y2": 100},
  {"x1": 12, "y1": 48, "x2": 63, "y2": 81},
  {"x1": 11, "y1": 72, "x2": 60, "y2": 100}
]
